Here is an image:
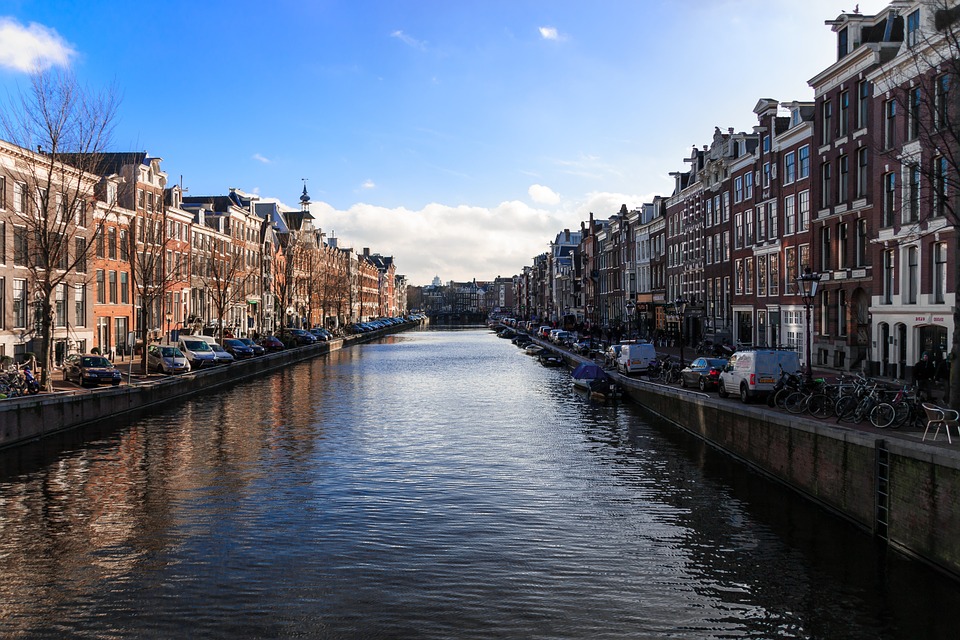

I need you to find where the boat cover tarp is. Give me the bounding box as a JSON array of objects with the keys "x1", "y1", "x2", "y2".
[{"x1": 571, "y1": 363, "x2": 609, "y2": 382}]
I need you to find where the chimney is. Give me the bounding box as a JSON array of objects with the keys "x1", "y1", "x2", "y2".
[
  {"x1": 363, "y1": 247, "x2": 370, "y2": 256},
  {"x1": 564, "y1": 229, "x2": 570, "y2": 241}
]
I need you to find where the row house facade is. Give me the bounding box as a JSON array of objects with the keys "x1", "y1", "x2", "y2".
[{"x1": 517, "y1": 1, "x2": 958, "y2": 379}]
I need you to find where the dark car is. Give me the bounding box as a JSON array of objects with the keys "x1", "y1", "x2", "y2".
[
  {"x1": 258, "y1": 335, "x2": 285, "y2": 352},
  {"x1": 680, "y1": 357, "x2": 728, "y2": 391},
  {"x1": 222, "y1": 338, "x2": 255, "y2": 360},
  {"x1": 239, "y1": 338, "x2": 266, "y2": 357},
  {"x1": 280, "y1": 329, "x2": 317, "y2": 346},
  {"x1": 63, "y1": 353, "x2": 122, "y2": 387}
]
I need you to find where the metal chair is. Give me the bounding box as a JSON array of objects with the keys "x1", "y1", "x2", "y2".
[{"x1": 922, "y1": 403, "x2": 959, "y2": 444}]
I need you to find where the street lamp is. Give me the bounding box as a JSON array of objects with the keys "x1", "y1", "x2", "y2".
[
  {"x1": 797, "y1": 266, "x2": 822, "y2": 385},
  {"x1": 625, "y1": 301, "x2": 635, "y2": 340},
  {"x1": 165, "y1": 311, "x2": 172, "y2": 343},
  {"x1": 674, "y1": 296, "x2": 688, "y2": 365}
]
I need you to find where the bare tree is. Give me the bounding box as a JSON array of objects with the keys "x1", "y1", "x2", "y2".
[
  {"x1": 195, "y1": 238, "x2": 255, "y2": 345},
  {"x1": 129, "y1": 205, "x2": 178, "y2": 372},
  {"x1": 0, "y1": 71, "x2": 119, "y2": 389}
]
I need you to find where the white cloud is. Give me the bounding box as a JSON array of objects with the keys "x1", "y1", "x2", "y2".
[
  {"x1": 303, "y1": 190, "x2": 648, "y2": 285},
  {"x1": 252, "y1": 153, "x2": 271, "y2": 164},
  {"x1": 528, "y1": 184, "x2": 560, "y2": 205},
  {"x1": 538, "y1": 26, "x2": 561, "y2": 41},
  {"x1": 361, "y1": 179, "x2": 376, "y2": 190},
  {"x1": 0, "y1": 17, "x2": 75, "y2": 72},
  {"x1": 391, "y1": 30, "x2": 426, "y2": 51}
]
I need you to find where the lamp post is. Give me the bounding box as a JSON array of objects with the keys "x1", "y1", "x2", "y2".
[
  {"x1": 165, "y1": 312, "x2": 172, "y2": 344},
  {"x1": 625, "y1": 301, "x2": 635, "y2": 340},
  {"x1": 797, "y1": 267, "x2": 822, "y2": 385},
  {"x1": 674, "y1": 296, "x2": 688, "y2": 365}
]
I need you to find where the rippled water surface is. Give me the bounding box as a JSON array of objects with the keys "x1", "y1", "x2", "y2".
[{"x1": 2, "y1": 328, "x2": 960, "y2": 639}]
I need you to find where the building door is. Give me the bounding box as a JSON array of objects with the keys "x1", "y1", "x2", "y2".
[
  {"x1": 880, "y1": 323, "x2": 890, "y2": 377},
  {"x1": 896, "y1": 323, "x2": 907, "y2": 379}
]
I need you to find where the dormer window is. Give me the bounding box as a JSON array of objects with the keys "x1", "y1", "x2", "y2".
[
  {"x1": 907, "y1": 9, "x2": 920, "y2": 47},
  {"x1": 792, "y1": 108, "x2": 801, "y2": 126},
  {"x1": 838, "y1": 27, "x2": 848, "y2": 59}
]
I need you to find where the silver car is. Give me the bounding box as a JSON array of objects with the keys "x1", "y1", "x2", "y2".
[{"x1": 147, "y1": 344, "x2": 191, "y2": 374}]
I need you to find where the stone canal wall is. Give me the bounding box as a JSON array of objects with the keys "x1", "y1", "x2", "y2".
[
  {"x1": 616, "y1": 374, "x2": 960, "y2": 580},
  {"x1": 0, "y1": 324, "x2": 417, "y2": 451}
]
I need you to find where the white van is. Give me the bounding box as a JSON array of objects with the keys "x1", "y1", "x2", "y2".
[
  {"x1": 718, "y1": 349, "x2": 801, "y2": 403},
  {"x1": 177, "y1": 335, "x2": 218, "y2": 369},
  {"x1": 617, "y1": 342, "x2": 658, "y2": 375}
]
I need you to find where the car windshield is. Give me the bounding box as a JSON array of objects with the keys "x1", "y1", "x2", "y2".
[
  {"x1": 211, "y1": 344, "x2": 227, "y2": 353},
  {"x1": 225, "y1": 340, "x2": 241, "y2": 347},
  {"x1": 82, "y1": 357, "x2": 111, "y2": 368},
  {"x1": 184, "y1": 340, "x2": 212, "y2": 352},
  {"x1": 240, "y1": 339, "x2": 255, "y2": 346},
  {"x1": 160, "y1": 347, "x2": 182, "y2": 357}
]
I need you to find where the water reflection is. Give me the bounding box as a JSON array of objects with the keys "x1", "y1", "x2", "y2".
[{"x1": 0, "y1": 327, "x2": 958, "y2": 638}]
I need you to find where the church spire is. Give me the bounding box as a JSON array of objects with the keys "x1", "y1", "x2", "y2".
[{"x1": 300, "y1": 178, "x2": 310, "y2": 212}]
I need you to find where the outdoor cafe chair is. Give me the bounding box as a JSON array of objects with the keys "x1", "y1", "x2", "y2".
[{"x1": 922, "y1": 402, "x2": 959, "y2": 444}]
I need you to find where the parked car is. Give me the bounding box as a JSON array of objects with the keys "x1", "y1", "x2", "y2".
[
  {"x1": 178, "y1": 336, "x2": 218, "y2": 369},
  {"x1": 280, "y1": 329, "x2": 317, "y2": 346},
  {"x1": 147, "y1": 344, "x2": 191, "y2": 374},
  {"x1": 222, "y1": 338, "x2": 255, "y2": 360},
  {"x1": 239, "y1": 338, "x2": 266, "y2": 357},
  {"x1": 207, "y1": 341, "x2": 235, "y2": 365},
  {"x1": 63, "y1": 354, "x2": 122, "y2": 387},
  {"x1": 258, "y1": 335, "x2": 285, "y2": 352},
  {"x1": 679, "y1": 357, "x2": 728, "y2": 391},
  {"x1": 718, "y1": 349, "x2": 802, "y2": 403}
]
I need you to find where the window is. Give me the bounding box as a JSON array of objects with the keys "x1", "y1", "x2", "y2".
[
  {"x1": 822, "y1": 99, "x2": 833, "y2": 145},
  {"x1": 120, "y1": 229, "x2": 129, "y2": 261},
  {"x1": 821, "y1": 290, "x2": 830, "y2": 335},
  {"x1": 735, "y1": 259, "x2": 744, "y2": 294},
  {"x1": 936, "y1": 74, "x2": 950, "y2": 130},
  {"x1": 784, "y1": 152, "x2": 796, "y2": 184},
  {"x1": 735, "y1": 213, "x2": 743, "y2": 249},
  {"x1": 13, "y1": 226, "x2": 27, "y2": 266},
  {"x1": 909, "y1": 87, "x2": 921, "y2": 140},
  {"x1": 906, "y1": 246, "x2": 918, "y2": 304},
  {"x1": 884, "y1": 100, "x2": 896, "y2": 149},
  {"x1": 799, "y1": 146, "x2": 810, "y2": 179},
  {"x1": 13, "y1": 279, "x2": 26, "y2": 328},
  {"x1": 0, "y1": 221, "x2": 4, "y2": 263},
  {"x1": 934, "y1": 156, "x2": 948, "y2": 217},
  {"x1": 745, "y1": 171, "x2": 754, "y2": 199},
  {"x1": 108, "y1": 226, "x2": 117, "y2": 260},
  {"x1": 907, "y1": 8, "x2": 920, "y2": 48},
  {"x1": 120, "y1": 271, "x2": 129, "y2": 304},
  {"x1": 75, "y1": 237, "x2": 86, "y2": 273},
  {"x1": 838, "y1": 154, "x2": 848, "y2": 203},
  {"x1": 745, "y1": 258, "x2": 754, "y2": 295},
  {"x1": 838, "y1": 222, "x2": 849, "y2": 269},
  {"x1": 856, "y1": 148, "x2": 868, "y2": 198},
  {"x1": 882, "y1": 172, "x2": 896, "y2": 226},
  {"x1": 0, "y1": 176, "x2": 5, "y2": 210},
  {"x1": 745, "y1": 209, "x2": 754, "y2": 245},
  {"x1": 858, "y1": 80, "x2": 869, "y2": 129},
  {"x1": 838, "y1": 27, "x2": 848, "y2": 59},
  {"x1": 906, "y1": 165, "x2": 920, "y2": 223},
  {"x1": 784, "y1": 195, "x2": 796, "y2": 235},
  {"x1": 96, "y1": 270, "x2": 105, "y2": 304},
  {"x1": 763, "y1": 135, "x2": 770, "y2": 153},
  {"x1": 839, "y1": 90, "x2": 849, "y2": 137},
  {"x1": 108, "y1": 270, "x2": 117, "y2": 304},
  {"x1": 768, "y1": 201, "x2": 778, "y2": 238},
  {"x1": 883, "y1": 250, "x2": 895, "y2": 304},
  {"x1": 735, "y1": 176, "x2": 743, "y2": 203},
  {"x1": 757, "y1": 255, "x2": 767, "y2": 296},
  {"x1": 75, "y1": 285, "x2": 86, "y2": 327},
  {"x1": 96, "y1": 227, "x2": 105, "y2": 258},
  {"x1": 138, "y1": 189, "x2": 145, "y2": 210},
  {"x1": 821, "y1": 226, "x2": 832, "y2": 271},
  {"x1": 837, "y1": 289, "x2": 847, "y2": 337},
  {"x1": 856, "y1": 219, "x2": 867, "y2": 267},
  {"x1": 721, "y1": 231, "x2": 729, "y2": 261},
  {"x1": 785, "y1": 247, "x2": 797, "y2": 295},
  {"x1": 799, "y1": 191, "x2": 810, "y2": 231},
  {"x1": 14, "y1": 182, "x2": 27, "y2": 214},
  {"x1": 55, "y1": 284, "x2": 66, "y2": 328},
  {"x1": 769, "y1": 253, "x2": 780, "y2": 296},
  {"x1": 723, "y1": 192, "x2": 730, "y2": 222},
  {"x1": 756, "y1": 206, "x2": 765, "y2": 241},
  {"x1": 820, "y1": 162, "x2": 832, "y2": 209},
  {"x1": 763, "y1": 162, "x2": 771, "y2": 188},
  {"x1": 934, "y1": 242, "x2": 947, "y2": 304}
]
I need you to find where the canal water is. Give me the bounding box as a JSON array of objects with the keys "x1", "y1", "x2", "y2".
[{"x1": 2, "y1": 327, "x2": 959, "y2": 639}]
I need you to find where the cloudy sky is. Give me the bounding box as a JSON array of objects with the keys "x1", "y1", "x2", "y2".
[{"x1": 0, "y1": 0, "x2": 890, "y2": 285}]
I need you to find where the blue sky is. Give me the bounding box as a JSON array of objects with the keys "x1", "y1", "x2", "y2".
[{"x1": 0, "y1": 0, "x2": 890, "y2": 285}]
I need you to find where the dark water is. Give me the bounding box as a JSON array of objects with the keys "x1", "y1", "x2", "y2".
[{"x1": 1, "y1": 328, "x2": 959, "y2": 639}]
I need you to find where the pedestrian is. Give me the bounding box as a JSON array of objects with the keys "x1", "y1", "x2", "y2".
[{"x1": 914, "y1": 352, "x2": 933, "y2": 400}]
